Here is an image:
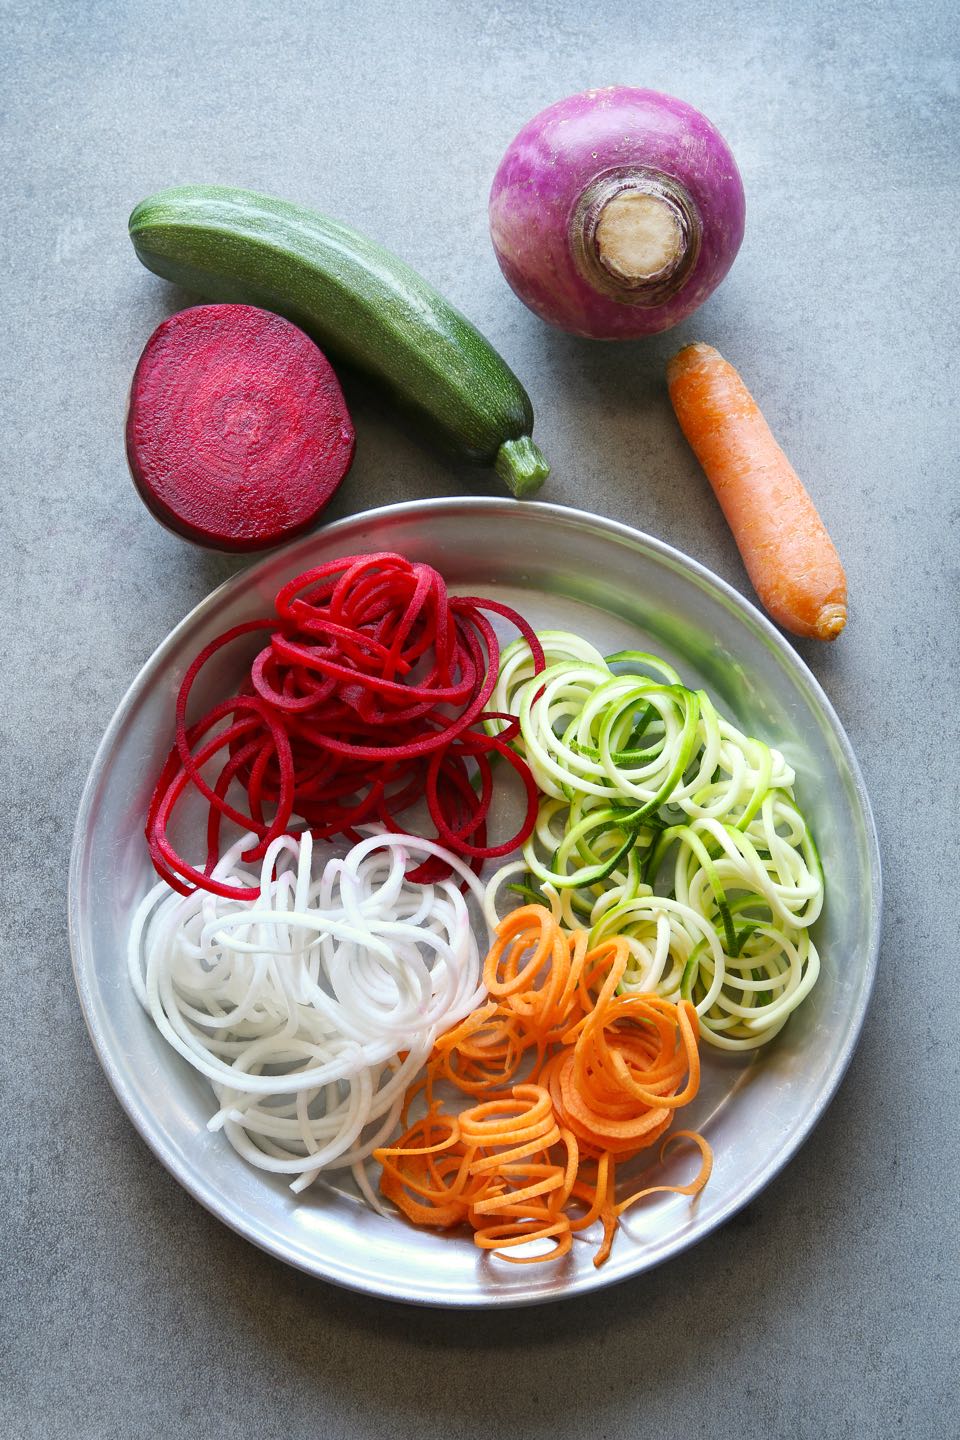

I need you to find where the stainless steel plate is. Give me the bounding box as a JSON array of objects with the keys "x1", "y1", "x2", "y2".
[{"x1": 69, "y1": 499, "x2": 881, "y2": 1307}]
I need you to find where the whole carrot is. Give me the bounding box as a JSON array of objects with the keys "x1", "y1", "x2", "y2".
[{"x1": 667, "y1": 342, "x2": 847, "y2": 641}]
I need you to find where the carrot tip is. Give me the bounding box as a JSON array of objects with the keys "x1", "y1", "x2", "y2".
[{"x1": 815, "y1": 603, "x2": 847, "y2": 642}]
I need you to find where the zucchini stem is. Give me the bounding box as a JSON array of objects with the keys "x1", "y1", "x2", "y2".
[{"x1": 495, "y1": 436, "x2": 550, "y2": 497}]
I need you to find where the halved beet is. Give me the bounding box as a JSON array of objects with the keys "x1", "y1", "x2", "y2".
[{"x1": 126, "y1": 304, "x2": 355, "y2": 551}]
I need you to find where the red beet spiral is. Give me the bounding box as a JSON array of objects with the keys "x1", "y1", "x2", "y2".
[{"x1": 146, "y1": 552, "x2": 544, "y2": 898}]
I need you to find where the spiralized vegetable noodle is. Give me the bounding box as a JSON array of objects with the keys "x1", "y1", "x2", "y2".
[
  {"x1": 128, "y1": 829, "x2": 490, "y2": 1202},
  {"x1": 376, "y1": 905, "x2": 713, "y2": 1266},
  {"x1": 146, "y1": 552, "x2": 544, "y2": 900},
  {"x1": 485, "y1": 632, "x2": 823, "y2": 1050}
]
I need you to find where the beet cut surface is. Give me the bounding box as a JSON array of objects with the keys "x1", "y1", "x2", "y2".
[{"x1": 126, "y1": 304, "x2": 356, "y2": 551}]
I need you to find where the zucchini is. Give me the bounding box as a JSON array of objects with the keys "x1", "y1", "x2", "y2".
[{"x1": 128, "y1": 185, "x2": 549, "y2": 496}]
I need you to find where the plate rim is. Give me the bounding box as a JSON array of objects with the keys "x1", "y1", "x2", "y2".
[{"x1": 68, "y1": 496, "x2": 882, "y2": 1307}]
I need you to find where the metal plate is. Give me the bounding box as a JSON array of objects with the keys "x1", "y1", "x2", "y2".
[{"x1": 68, "y1": 498, "x2": 881, "y2": 1307}]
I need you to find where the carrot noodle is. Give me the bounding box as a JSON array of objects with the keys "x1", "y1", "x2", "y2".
[
  {"x1": 375, "y1": 905, "x2": 711, "y2": 1265},
  {"x1": 128, "y1": 828, "x2": 491, "y2": 1198}
]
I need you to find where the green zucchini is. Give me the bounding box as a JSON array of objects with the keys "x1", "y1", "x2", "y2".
[{"x1": 128, "y1": 185, "x2": 549, "y2": 496}]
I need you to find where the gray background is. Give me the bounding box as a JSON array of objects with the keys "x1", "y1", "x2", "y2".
[{"x1": 2, "y1": 1, "x2": 957, "y2": 1436}]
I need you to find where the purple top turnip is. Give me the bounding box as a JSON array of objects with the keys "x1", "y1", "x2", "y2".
[{"x1": 489, "y1": 87, "x2": 746, "y2": 339}]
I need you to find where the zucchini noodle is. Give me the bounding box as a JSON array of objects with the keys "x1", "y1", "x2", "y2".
[
  {"x1": 485, "y1": 633, "x2": 823, "y2": 1051},
  {"x1": 128, "y1": 829, "x2": 490, "y2": 1199}
]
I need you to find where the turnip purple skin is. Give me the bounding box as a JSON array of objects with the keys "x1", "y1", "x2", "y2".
[{"x1": 489, "y1": 87, "x2": 746, "y2": 340}]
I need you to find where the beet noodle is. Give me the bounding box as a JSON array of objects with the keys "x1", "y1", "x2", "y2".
[{"x1": 146, "y1": 552, "x2": 544, "y2": 898}]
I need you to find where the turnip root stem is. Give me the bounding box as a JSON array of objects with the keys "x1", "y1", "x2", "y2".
[
  {"x1": 570, "y1": 167, "x2": 701, "y2": 307},
  {"x1": 595, "y1": 191, "x2": 684, "y2": 284}
]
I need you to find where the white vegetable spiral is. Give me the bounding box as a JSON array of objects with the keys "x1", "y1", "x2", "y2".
[{"x1": 128, "y1": 829, "x2": 490, "y2": 1196}]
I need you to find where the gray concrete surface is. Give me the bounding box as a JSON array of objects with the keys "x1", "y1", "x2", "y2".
[{"x1": 2, "y1": 1, "x2": 957, "y2": 1436}]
